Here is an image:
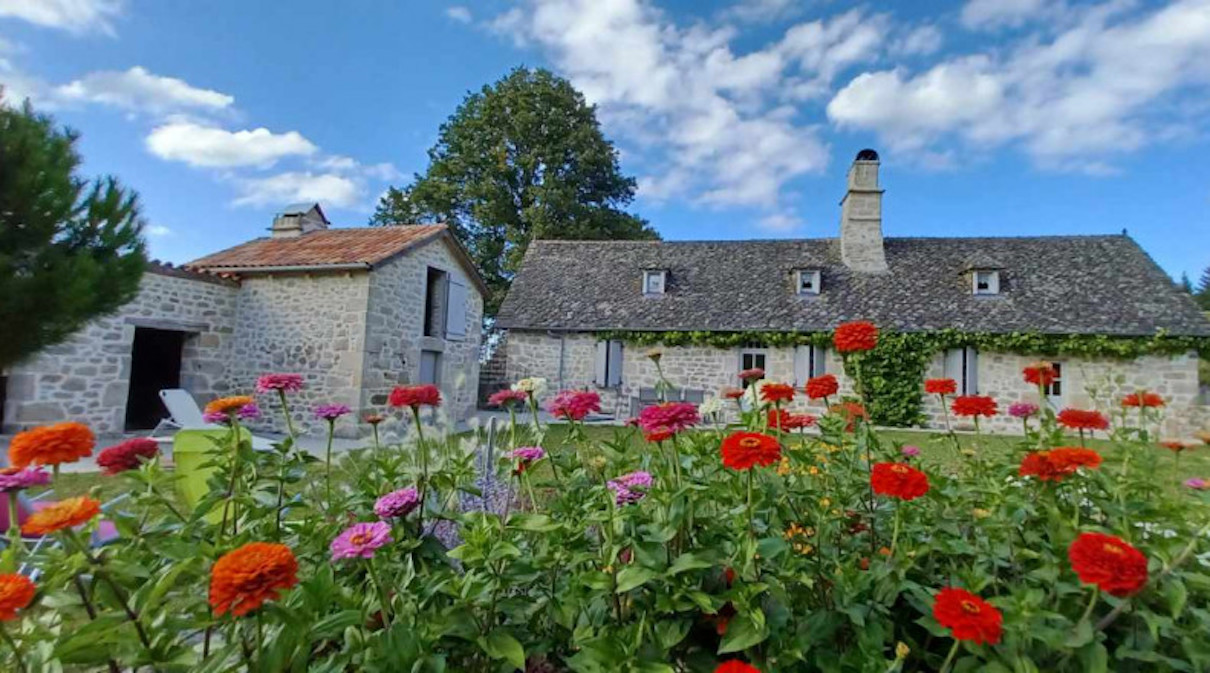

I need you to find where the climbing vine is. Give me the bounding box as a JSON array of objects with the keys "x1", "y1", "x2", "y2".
[{"x1": 598, "y1": 328, "x2": 1210, "y2": 427}]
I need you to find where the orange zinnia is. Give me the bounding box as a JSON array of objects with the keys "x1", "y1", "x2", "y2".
[
  {"x1": 204, "y1": 395, "x2": 256, "y2": 416},
  {"x1": 21, "y1": 496, "x2": 101, "y2": 536},
  {"x1": 720, "y1": 432, "x2": 781, "y2": 471},
  {"x1": 0, "y1": 574, "x2": 35, "y2": 621},
  {"x1": 210, "y1": 542, "x2": 299, "y2": 617},
  {"x1": 8, "y1": 422, "x2": 94, "y2": 468},
  {"x1": 759, "y1": 382, "x2": 795, "y2": 404}
]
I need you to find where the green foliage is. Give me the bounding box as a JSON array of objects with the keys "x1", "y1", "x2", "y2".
[
  {"x1": 0, "y1": 98, "x2": 146, "y2": 369},
  {"x1": 8, "y1": 377, "x2": 1210, "y2": 672},
  {"x1": 601, "y1": 328, "x2": 1210, "y2": 426},
  {"x1": 1197, "y1": 268, "x2": 1210, "y2": 311},
  {"x1": 371, "y1": 67, "x2": 658, "y2": 316}
]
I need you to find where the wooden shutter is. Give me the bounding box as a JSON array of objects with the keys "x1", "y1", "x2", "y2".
[
  {"x1": 608, "y1": 340, "x2": 623, "y2": 387},
  {"x1": 445, "y1": 279, "x2": 467, "y2": 339},
  {"x1": 594, "y1": 341, "x2": 609, "y2": 387}
]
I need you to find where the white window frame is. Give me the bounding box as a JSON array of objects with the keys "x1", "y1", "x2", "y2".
[
  {"x1": 943, "y1": 347, "x2": 979, "y2": 395},
  {"x1": 643, "y1": 270, "x2": 667, "y2": 295},
  {"x1": 795, "y1": 269, "x2": 822, "y2": 295},
  {"x1": 973, "y1": 270, "x2": 1000, "y2": 295},
  {"x1": 1044, "y1": 361, "x2": 1064, "y2": 402},
  {"x1": 739, "y1": 348, "x2": 767, "y2": 388}
]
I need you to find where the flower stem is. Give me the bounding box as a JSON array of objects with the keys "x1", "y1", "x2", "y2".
[
  {"x1": 889, "y1": 500, "x2": 902, "y2": 557},
  {"x1": 1078, "y1": 586, "x2": 1099, "y2": 625},
  {"x1": 366, "y1": 557, "x2": 393, "y2": 627},
  {"x1": 6, "y1": 492, "x2": 23, "y2": 558},
  {"x1": 324, "y1": 419, "x2": 336, "y2": 512},
  {"x1": 0, "y1": 623, "x2": 27, "y2": 673},
  {"x1": 939, "y1": 640, "x2": 961, "y2": 673},
  {"x1": 746, "y1": 469, "x2": 755, "y2": 541},
  {"x1": 412, "y1": 407, "x2": 428, "y2": 534}
]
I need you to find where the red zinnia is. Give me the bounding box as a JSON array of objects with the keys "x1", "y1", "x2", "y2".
[
  {"x1": 644, "y1": 427, "x2": 675, "y2": 443},
  {"x1": 1019, "y1": 447, "x2": 1102, "y2": 482},
  {"x1": 715, "y1": 662, "x2": 760, "y2": 673},
  {"x1": 804, "y1": 374, "x2": 838, "y2": 400},
  {"x1": 1121, "y1": 391, "x2": 1164, "y2": 408},
  {"x1": 720, "y1": 432, "x2": 781, "y2": 471},
  {"x1": 95, "y1": 438, "x2": 160, "y2": 475},
  {"x1": 759, "y1": 382, "x2": 795, "y2": 404},
  {"x1": 0, "y1": 574, "x2": 36, "y2": 621},
  {"x1": 1057, "y1": 408, "x2": 1109, "y2": 432},
  {"x1": 547, "y1": 390, "x2": 602, "y2": 421},
  {"x1": 924, "y1": 378, "x2": 957, "y2": 395},
  {"x1": 720, "y1": 386, "x2": 745, "y2": 400},
  {"x1": 638, "y1": 402, "x2": 700, "y2": 435},
  {"x1": 1022, "y1": 362, "x2": 1057, "y2": 387},
  {"x1": 871, "y1": 462, "x2": 930, "y2": 501},
  {"x1": 767, "y1": 409, "x2": 816, "y2": 431},
  {"x1": 487, "y1": 388, "x2": 528, "y2": 407},
  {"x1": 388, "y1": 384, "x2": 442, "y2": 409},
  {"x1": 738, "y1": 368, "x2": 765, "y2": 381},
  {"x1": 951, "y1": 395, "x2": 997, "y2": 418},
  {"x1": 1068, "y1": 532, "x2": 1148, "y2": 597},
  {"x1": 932, "y1": 587, "x2": 1003, "y2": 645},
  {"x1": 833, "y1": 321, "x2": 878, "y2": 353},
  {"x1": 829, "y1": 401, "x2": 869, "y2": 432},
  {"x1": 1160, "y1": 440, "x2": 1191, "y2": 453}
]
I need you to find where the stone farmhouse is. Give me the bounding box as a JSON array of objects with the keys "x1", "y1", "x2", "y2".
[
  {"x1": 497, "y1": 151, "x2": 1210, "y2": 435},
  {"x1": 2, "y1": 204, "x2": 486, "y2": 437}
]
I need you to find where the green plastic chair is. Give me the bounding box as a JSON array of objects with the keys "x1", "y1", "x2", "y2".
[{"x1": 173, "y1": 428, "x2": 254, "y2": 520}]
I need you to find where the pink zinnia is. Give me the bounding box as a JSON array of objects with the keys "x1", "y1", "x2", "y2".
[
  {"x1": 738, "y1": 368, "x2": 765, "y2": 381},
  {"x1": 237, "y1": 403, "x2": 261, "y2": 421},
  {"x1": 488, "y1": 389, "x2": 529, "y2": 407},
  {"x1": 202, "y1": 411, "x2": 228, "y2": 424},
  {"x1": 901, "y1": 445, "x2": 921, "y2": 458},
  {"x1": 547, "y1": 390, "x2": 601, "y2": 421},
  {"x1": 608, "y1": 471, "x2": 654, "y2": 505},
  {"x1": 374, "y1": 488, "x2": 420, "y2": 519},
  {"x1": 95, "y1": 438, "x2": 160, "y2": 475},
  {"x1": 256, "y1": 373, "x2": 305, "y2": 394},
  {"x1": 510, "y1": 447, "x2": 546, "y2": 463},
  {"x1": 0, "y1": 467, "x2": 51, "y2": 493},
  {"x1": 1008, "y1": 402, "x2": 1039, "y2": 419},
  {"x1": 314, "y1": 404, "x2": 352, "y2": 421},
  {"x1": 1185, "y1": 478, "x2": 1209, "y2": 491},
  {"x1": 330, "y1": 521, "x2": 392, "y2": 560},
  {"x1": 637, "y1": 402, "x2": 700, "y2": 435}
]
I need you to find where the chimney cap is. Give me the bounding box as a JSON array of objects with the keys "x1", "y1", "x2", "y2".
[{"x1": 855, "y1": 148, "x2": 879, "y2": 162}]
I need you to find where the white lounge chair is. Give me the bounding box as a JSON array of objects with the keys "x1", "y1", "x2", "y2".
[{"x1": 150, "y1": 389, "x2": 274, "y2": 451}]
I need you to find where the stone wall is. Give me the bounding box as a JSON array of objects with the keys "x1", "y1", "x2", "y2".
[
  {"x1": 2, "y1": 267, "x2": 238, "y2": 433},
  {"x1": 504, "y1": 330, "x2": 1208, "y2": 436},
  {"x1": 362, "y1": 237, "x2": 484, "y2": 429},
  {"x1": 226, "y1": 272, "x2": 371, "y2": 438}
]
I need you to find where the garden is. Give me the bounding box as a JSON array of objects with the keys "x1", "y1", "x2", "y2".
[{"x1": 2, "y1": 321, "x2": 1210, "y2": 672}]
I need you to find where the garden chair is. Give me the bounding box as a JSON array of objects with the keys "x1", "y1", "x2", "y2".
[
  {"x1": 151, "y1": 389, "x2": 273, "y2": 451},
  {"x1": 172, "y1": 427, "x2": 262, "y2": 520}
]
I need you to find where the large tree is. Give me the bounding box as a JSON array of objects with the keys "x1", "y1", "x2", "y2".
[
  {"x1": 371, "y1": 67, "x2": 657, "y2": 315},
  {"x1": 0, "y1": 98, "x2": 147, "y2": 369}
]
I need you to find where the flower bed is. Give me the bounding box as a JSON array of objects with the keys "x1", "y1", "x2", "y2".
[{"x1": 1, "y1": 324, "x2": 1209, "y2": 671}]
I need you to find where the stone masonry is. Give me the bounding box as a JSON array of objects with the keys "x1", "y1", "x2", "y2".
[
  {"x1": 504, "y1": 330, "x2": 1207, "y2": 437},
  {"x1": 2, "y1": 266, "x2": 238, "y2": 433}
]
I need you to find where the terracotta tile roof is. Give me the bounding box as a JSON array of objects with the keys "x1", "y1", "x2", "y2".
[{"x1": 186, "y1": 225, "x2": 448, "y2": 271}]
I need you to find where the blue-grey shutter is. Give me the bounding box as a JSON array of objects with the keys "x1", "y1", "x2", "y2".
[
  {"x1": 944, "y1": 348, "x2": 964, "y2": 392},
  {"x1": 594, "y1": 341, "x2": 608, "y2": 387},
  {"x1": 445, "y1": 279, "x2": 468, "y2": 339},
  {"x1": 793, "y1": 346, "x2": 811, "y2": 385},
  {"x1": 608, "y1": 340, "x2": 623, "y2": 387},
  {"x1": 965, "y1": 347, "x2": 979, "y2": 394},
  {"x1": 812, "y1": 345, "x2": 827, "y2": 376}
]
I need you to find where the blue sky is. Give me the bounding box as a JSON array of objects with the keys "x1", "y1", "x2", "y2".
[{"x1": 2, "y1": 0, "x2": 1208, "y2": 282}]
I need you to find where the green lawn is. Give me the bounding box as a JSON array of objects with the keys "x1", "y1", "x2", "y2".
[{"x1": 31, "y1": 424, "x2": 1208, "y2": 505}]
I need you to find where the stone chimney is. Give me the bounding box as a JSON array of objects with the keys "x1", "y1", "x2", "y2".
[
  {"x1": 270, "y1": 203, "x2": 329, "y2": 238},
  {"x1": 839, "y1": 149, "x2": 888, "y2": 273}
]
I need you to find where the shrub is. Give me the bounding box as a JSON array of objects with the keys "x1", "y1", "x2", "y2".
[{"x1": 3, "y1": 345, "x2": 1210, "y2": 672}]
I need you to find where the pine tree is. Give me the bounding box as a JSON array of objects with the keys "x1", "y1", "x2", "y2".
[
  {"x1": 1179, "y1": 272, "x2": 1193, "y2": 293},
  {"x1": 371, "y1": 68, "x2": 657, "y2": 316},
  {"x1": 1198, "y1": 266, "x2": 1210, "y2": 311},
  {"x1": 0, "y1": 98, "x2": 146, "y2": 369}
]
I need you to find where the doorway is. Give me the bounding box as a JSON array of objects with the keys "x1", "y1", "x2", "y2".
[{"x1": 124, "y1": 328, "x2": 186, "y2": 430}]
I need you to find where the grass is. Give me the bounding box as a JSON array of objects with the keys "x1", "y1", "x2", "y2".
[{"x1": 28, "y1": 424, "x2": 1208, "y2": 506}]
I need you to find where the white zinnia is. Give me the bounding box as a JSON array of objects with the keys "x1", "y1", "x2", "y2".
[{"x1": 512, "y1": 377, "x2": 548, "y2": 395}]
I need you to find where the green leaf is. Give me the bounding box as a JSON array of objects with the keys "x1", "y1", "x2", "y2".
[
  {"x1": 310, "y1": 610, "x2": 363, "y2": 638},
  {"x1": 1166, "y1": 579, "x2": 1188, "y2": 618},
  {"x1": 667, "y1": 552, "x2": 712, "y2": 576},
  {"x1": 654, "y1": 619, "x2": 691, "y2": 650},
  {"x1": 718, "y1": 613, "x2": 769, "y2": 654},
  {"x1": 480, "y1": 630, "x2": 525, "y2": 671},
  {"x1": 1078, "y1": 642, "x2": 1109, "y2": 673},
  {"x1": 615, "y1": 566, "x2": 658, "y2": 593}
]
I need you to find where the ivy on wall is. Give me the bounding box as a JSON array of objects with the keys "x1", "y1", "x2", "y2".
[{"x1": 598, "y1": 328, "x2": 1210, "y2": 427}]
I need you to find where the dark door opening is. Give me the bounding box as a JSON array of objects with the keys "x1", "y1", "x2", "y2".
[{"x1": 125, "y1": 328, "x2": 186, "y2": 431}]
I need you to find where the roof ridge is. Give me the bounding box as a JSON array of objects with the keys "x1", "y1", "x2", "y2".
[{"x1": 531, "y1": 233, "x2": 1130, "y2": 246}]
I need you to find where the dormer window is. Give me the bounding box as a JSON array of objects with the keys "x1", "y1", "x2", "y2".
[
  {"x1": 795, "y1": 269, "x2": 822, "y2": 295},
  {"x1": 973, "y1": 270, "x2": 1000, "y2": 295},
  {"x1": 643, "y1": 270, "x2": 667, "y2": 295}
]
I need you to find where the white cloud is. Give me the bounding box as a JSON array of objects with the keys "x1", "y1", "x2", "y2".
[
  {"x1": 145, "y1": 224, "x2": 172, "y2": 237},
  {"x1": 960, "y1": 0, "x2": 1057, "y2": 30},
  {"x1": 721, "y1": 0, "x2": 800, "y2": 24},
  {"x1": 446, "y1": 5, "x2": 472, "y2": 23},
  {"x1": 491, "y1": 0, "x2": 855, "y2": 213},
  {"x1": 232, "y1": 172, "x2": 362, "y2": 208},
  {"x1": 758, "y1": 212, "x2": 803, "y2": 232},
  {"x1": 146, "y1": 121, "x2": 317, "y2": 168},
  {"x1": 829, "y1": 0, "x2": 1210, "y2": 169},
  {"x1": 56, "y1": 67, "x2": 233, "y2": 115},
  {"x1": 0, "y1": 0, "x2": 123, "y2": 35},
  {"x1": 891, "y1": 24, "x2": 944, "y2": 56}
]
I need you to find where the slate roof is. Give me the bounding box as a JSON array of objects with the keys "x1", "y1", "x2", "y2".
[
  {"x1": 187, "y1": 225, "x2": 448, "y2": 271},
  {"x1": 496, "y1": 235, "x2": 1210, "y2": 337}
]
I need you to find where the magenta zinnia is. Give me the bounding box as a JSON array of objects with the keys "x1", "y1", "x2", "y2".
[
  {"x1": 608, "y1": 471, "x2": 654, "y2": 505},
  {"x1": 330, "y1": 521, "x2": 392, "y2": 561},
  {"x1": 637, "y1": 402, "x2": 700, "y2": 436},
  {"x1": 0, "y1": 466, "x2": 50, "y2": 493},
  {"x1": 374, "y1": 488, "x2": 420, "y2": 519},
  {"x1": 547, "y1": 390, "x2": 601, "y2": 421},
  {"x1": 256, "y1": 373, "x2": 305, "y2": 394},
  {"x1": 314, "y1": 404, "x2": 352, "y2": 421}
]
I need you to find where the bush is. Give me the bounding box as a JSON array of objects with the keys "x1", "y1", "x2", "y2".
[{"x1": 3, "y1": 331, "x2": 1210, "y2": 672}]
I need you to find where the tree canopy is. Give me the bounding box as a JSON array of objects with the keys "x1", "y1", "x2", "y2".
[
  {"x1": 0, "y1": 97, "x2": 147, "y2": 369},
  {"x1": 1197, "y1": 266, "x2": 1210, "y2": 311},
  {"x1": 370, "y1": 67, "x2": 657, "y2": 316}
]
